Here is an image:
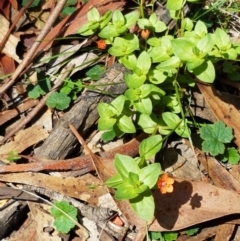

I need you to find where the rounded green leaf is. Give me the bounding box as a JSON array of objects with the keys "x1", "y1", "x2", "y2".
[
  {"x1": 154, "y1": 20, "x2": 167, "y2": 33},
  {"x1": 147, "y1": 37, "x2": 161, "y2": 47},
  {"x1": 167, "y1": 0, "x2": 184, "y2": 10},
  {"x1": 139, "y1": 163, "x2": 161, "y2": 188},
  {"x1": 175, "y1": 120, "x2": 191, "y2": 138},
  {"x1": 194, "y1": 20, "x2": 208, "y2": 37},
  {"x1": 46, "y1": 92, "x2": 71, "y2": 110},
  {"x1": 137, "y1": 114, "x2": 158, "y2": 134},
  {"x1": 192, "y1": 60, "x2": 215, "y2": 83},
  {"x1": 124, "y1": 73, "x2": 146, "y2": 88},
  {"x1": 162, "y1": 112, "x2": 181, "y2": 129},
  {"x1": 98, "y1": 25, "x2": 118, "y2": 38},
  {"x1": 112, "y1": 9, "x2": 125, "y2": 26},
  {"x1": 148, "y1": 47, "x2": 169, "y2": 62},
  {"x1": 134, "y1": 98, "x2": 152, "y2": 115},
  {"x1": 196, "y1": 34, "x2": 214, "y2": 56},
  {"x1": 125, "y1": 10, "x2": 140, "y2": 28},
  {"x1": 98, "y1": 117, "x2": 116, "y2": 130},
  {"x1": 108, "y1": 46, "x2": 125, "y2": 56},
  {"x1": 111, "y1": 95, "x2": 125, "y2": 115},
  {"x1": 78, "y1": 22, "x2": 95, "y2": 36},
  {"x1": 87, "y1": 7, "x2": 100, "y2": 22},
  {"x1": 99, "y1": 11, "x2": 112, "y2": 29},
  {"x1": 97, "y1": 103, "x2": 116, "y2": 117},
  {"x1": 114, "y1": 154, "x2": 140, "y2": 178},
  {"x1": 120, "y1": 54, "x2": 137, "y2": 70},
  {"x1": 149, "y1": 13, "x2": 158, "y2": 25},
  {"x1": 125, "y1": 88, "x2": 140, "y2": 101},
  {"x1": 129, "y1": 190, "x2": 154, "y2": 221},
  {"x1": 117, "y1": 115, "x2": 136, "y2": 133},
  {"x1": 137, "y1": 18, "x2": 150, "y2": 29},
  {"x1": 139, "y1": 135, "x2": 162, "y2": 160},
  {"x1": 115, "y1": 182, "x2": 138, "y2": 200},
  {"x1": 171, "y1": 38, "x2": 196, "y2": 62},
  {"x1": 136, "y1": 51, "x2": 151, "y2": 75},
  {"x1": 157, "y1": 56, "x2": 181, "y2": 70},
  {"x1": 105, "y1": 173, "x2": 123, "y2": 188},
  {"x1": 214, "y1": 28, "x2": 231, "y2": 50}
]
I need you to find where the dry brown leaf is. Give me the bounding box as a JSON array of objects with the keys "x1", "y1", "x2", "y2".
[
  {"x1": 0, "y1": 14, "x2": 21, "y2": 63},
  {"x1": 0, "y1": 125, "x2": 48, "y2": 162},
  {"x1": 162, "y1": 148, "x2": 202, "y2": 181},
  {"x1": 6, "y1": 214, "x2": 37, "y2": 241},
  {"x1": 0, "y1": 54, "x2": 15, "y2": 75},
  {"x1": 149, "y1": 179, "x2": 240, "y2": 231},
  {"x1": 28, "y1": 202, "x2": 61, "y2": 241},
  {"x1": 34, "y1": 108, "x2": 53, "y2": 132},
  {"x1": 0, "y1": 173, "x2": 107, "y2": 205},
  {"x1": 215, "y1": 223, "x2": 235, "y2": 241}
]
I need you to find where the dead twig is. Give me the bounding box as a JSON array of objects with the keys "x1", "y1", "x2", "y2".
[
  {"x1": 69, "y1": 124, "x2": 102, "y2": 180},
  {"x1": 0, "y1": 135, "x2": 142, "y2": 173}
]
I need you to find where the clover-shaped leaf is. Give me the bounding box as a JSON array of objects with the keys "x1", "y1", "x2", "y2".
[{"x1": 200, "y1": 121, "x2": 233, "y2": 156}]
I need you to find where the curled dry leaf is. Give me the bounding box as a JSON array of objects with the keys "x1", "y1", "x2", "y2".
[
  {"x1": 150, "y1": 178, "x2": 240, "y2": 232},
  {"x1": 0, "y1": 14, "x2": 21, "y2": 63}
]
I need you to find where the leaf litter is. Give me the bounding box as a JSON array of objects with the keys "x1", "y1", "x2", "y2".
[{"x1": 0, "y1": 0, "x2": 240, "y2": 240}]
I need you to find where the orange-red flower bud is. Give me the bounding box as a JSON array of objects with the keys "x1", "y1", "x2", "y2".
[
  {"x1": 141, "y1": 29, "x2": 150, "y2": 40},
  {"x1": 96, "y1": 39, "x2": 107, "y2": 50},
  {"x1": 157, "y1": 173, "x2": 174, "y2": 194}
]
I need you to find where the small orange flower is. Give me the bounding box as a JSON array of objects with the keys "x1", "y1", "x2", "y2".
[
  {"x1": 96, "y1": 39, "x2": 107, "y2": 50},
  {"x1": 157, "y1": 173, "x2": 174, "y2": 194},
  {"x1": 141, "y1": 29, "x2": 150, "y2": 40}
]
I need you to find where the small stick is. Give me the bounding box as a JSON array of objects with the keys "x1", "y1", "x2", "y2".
[{"x1": 69, "y1": 124, "x2": 102, "y2": 180}]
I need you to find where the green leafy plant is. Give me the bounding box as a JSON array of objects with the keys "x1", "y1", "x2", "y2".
[
  {"x1": 50, "y1": 200, "x2": 78, "y2": 234},
  {"x1": 105, "y1": 135, "x2": 162, "y2": 221},
  {"x1": 46, "y1": 92, "x2": 71, "y2": 110},
  {"x1": 27, "y1": 63, "x2": 106, "y2": 111},
  {"x1": 200, "y1": 121, "x2": 233, "y2": 156},
  {"x1": 86, "y1": 65, "x2": 106, "y2": 80},
  {"x1": 27, "y1": 78, "x2": 51, "y2": 99},
  {"x1": 76, "y1": 0, "x2": 240, "y2": 221},
  {"x1": 200, "y1": 121, "x2": 240, "y2": 164},
  {"x1": 221, "y1": 147, "x2": 240, "y2": 165},
  {"x1": 78, "y1": 8, "x2": 112, "y2": 36},
  {"x1": 61, "y1": 0, "x2": 77, "y2": 17}
]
